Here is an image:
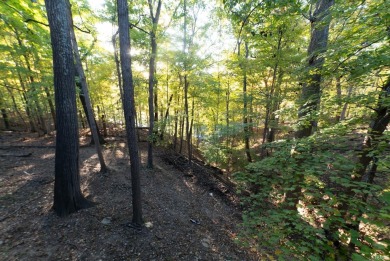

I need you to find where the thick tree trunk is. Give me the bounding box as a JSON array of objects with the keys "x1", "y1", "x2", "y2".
[
  {"x1": 354, "y1": 80, "x2": 389, "y2": 182},
  {"x1": 45, "y1": 0, "x2": 92, "y2": 217},
  {"x1": 296, "y1": 0, "x2": 334, "y2": 138},
  {"x1": 339, "y1": 79, "x2": 390, "y2": 257},
  {"x1": 288, "y1": 0, "x2": 334, "y2": 212},
  {"x1": 117, "y1": 0, "x2": 143, "y2": 226}
]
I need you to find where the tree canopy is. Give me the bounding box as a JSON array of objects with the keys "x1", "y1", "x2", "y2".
[{"x1": 0, "y1": 0, "x2": 388, "y2": 259}]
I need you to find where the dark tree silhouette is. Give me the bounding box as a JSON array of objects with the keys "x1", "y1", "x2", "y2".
[
  {"x1": 45, "y1": 0, "x2": 92, "y2": 217},
  {"x1": 117, "y1": 0, "x2": 143, "y2": 226}
]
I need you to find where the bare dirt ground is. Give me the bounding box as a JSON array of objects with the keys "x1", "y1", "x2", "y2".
[{"x1": 0, "y1": 131, "x2": 259, "y2": 261}]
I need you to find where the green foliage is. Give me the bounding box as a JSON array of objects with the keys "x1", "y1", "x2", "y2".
[
  {"x1": 200, "y1": 133, "x2": 230, "y2": 165},
  {"x1": 234, "y1": 129, "x2": 389, "y2": 260}
]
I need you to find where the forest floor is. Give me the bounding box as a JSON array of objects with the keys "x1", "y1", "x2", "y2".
[{"x1": 0, "y1": 131, "x2": 262, "y2": 261}]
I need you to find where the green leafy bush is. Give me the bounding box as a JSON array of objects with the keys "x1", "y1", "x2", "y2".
[{"x1": 234, "y1": 131, "x2": 389, "y2": 260}]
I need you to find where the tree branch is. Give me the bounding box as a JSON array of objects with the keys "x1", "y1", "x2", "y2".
[
  {"x1": 25, "y1": 18, "x2": 49, "y2": 27},
  {"x1": 130, "y1": 23, "x2": 150, "y2": 35},
  {"x1": 25, "y1": 18, "x2": 91, "y2": 34},
  {"x1": 333, "y1": 37, "x2": 385, "y2": 72}
]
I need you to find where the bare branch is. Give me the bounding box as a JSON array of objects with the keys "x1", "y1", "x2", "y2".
[
  {"x1": 130, "y1": 23, "x2": 150, "y2": 35},
  {"x1": 25, "y1": 18, "x2": 91, "y2": 34}
]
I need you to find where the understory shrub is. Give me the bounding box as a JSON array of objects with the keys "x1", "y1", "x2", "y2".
[{"x1": 234, "y1": 130, "x2": 389, "y2": 260}]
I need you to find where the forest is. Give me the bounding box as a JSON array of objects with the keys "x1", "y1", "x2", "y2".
[{"x1": 0, "y1": 0, "x2": 389, "y2": 260}]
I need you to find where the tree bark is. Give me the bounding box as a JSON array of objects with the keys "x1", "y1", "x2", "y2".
[
  {"x1": 288, "y1": 0, "x2": 334, "y2": 212},
  {"x1": 45, "y1": 0, "x2": 92, "y2": 217},
  {"x1": 76, "y1": 80, "x2": 106, "y2": 145},
  {"x1": 68, "y1": 6, "x2": 107, "y2": 173},
  {"x1": 117, "y1": 0, "x2": 143, "y2": 226},
  {"x1": 296, "y1": 0, "x2": 334, "y2": 138},
  {"x1": 339, "y1": 79, "x2": 390, "y2": 257},
  {"x1": 354, "y1": 80, "x2": 390, "y2": 182}
]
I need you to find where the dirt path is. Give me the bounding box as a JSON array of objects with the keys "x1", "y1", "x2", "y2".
[{"x1": 0, "y1": 131, "x2": 257, "y2": 260}]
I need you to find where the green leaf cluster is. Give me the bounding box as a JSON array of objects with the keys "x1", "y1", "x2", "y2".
[{"x1": 234, "y1": 130, "x2": 389, "y2": 260}]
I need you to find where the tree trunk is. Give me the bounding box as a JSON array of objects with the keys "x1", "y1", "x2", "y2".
[
  {"x1": 15, "y1": 31, "x2": 48, "y2": 135},
  {"x1": 179, "y1": 113, "x2": 184, "y2": 154},
  {"x1": 340, "y1": 86, "x2": 353, "y2": 121},
  {"x1": 101, "y1": 114, "x2": 108, "y2": 137},
  {"x1": 1, "y1": 108, "x2": 10, "y2": 130},
  {"x1": 188, "y1": 97, "x2": 195, "y2": 164},
  {"x1": 296, "y1": 0, "x2": 334, "y2": 138},
  {"x1": 242, "y1": 41, "x2": 252, "y2": 162},
  {"x1": 17, "y1": 73, "x2": 36, "y2": 132},
  {"x1": 339, "y1": 79, "x2": 390, "y2": 257},
  {"x1": 45, "y1": 0, "x2": 92, "y2": 217},
  {"x1": 112, "y1": 32, "x2": 124, "y2": 103},
  {"x1": 354, "y1": 80, "x2": 389, "y2": 183},
  {"x1": 266, "y1": 28, "x2": 284, "y2": 144},
  {"x1": 335, "y1": 76, "x2": 342, "y2": 122},
  {"x1": 147, "y1": 0, "x2": 162, "y2": 169},
  {"x1": 160, "y1": 93, "x2": 173, "y2": 140},
  {"x1": 4, "y1": 84, "x2": 26, "y2": 129},
  {"x1": 117, "y1": 0, "x2": 143, "y2": 226},
  {"x1": 76, "y1": 81, "x2": 106, "y2": 145},
  {"x1": 69, "y1": 8, "x2": 107, "y2": 173},
  {"x1": 79, "y1": 109, "x2": 86, "y2": 128},
  {"x1": 44, "y1": 85, "x2": 56, "y2": 129},
  {"x1": 288, "y1": 0, "x2": 334, "y2": 212}
]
